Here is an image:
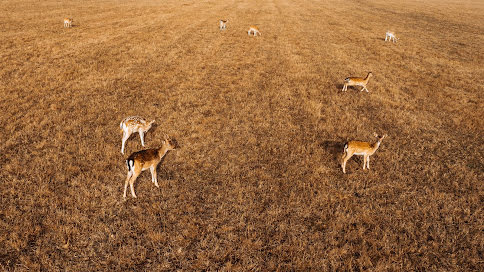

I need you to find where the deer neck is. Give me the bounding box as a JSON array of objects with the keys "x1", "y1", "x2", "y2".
[
  {"x1": 157, "y1": 145, "x2": 169, "y2": 159},
  {"x1": 371, "y1": 140, "x2": 381, "y2": 154}
]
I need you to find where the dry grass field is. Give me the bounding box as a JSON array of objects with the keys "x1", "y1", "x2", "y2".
[{"x1": 1, "y1": 0, "x2": 483, "y2": 270}]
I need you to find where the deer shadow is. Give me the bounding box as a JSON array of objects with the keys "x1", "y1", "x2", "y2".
[
  {"x1": 147, "y1": 122, "x2": 160, "y2": 139},
  {"x1": 334, "y1": 83, "x2": 344, "y2": 91},
  {"x1": 155, "y1": 148, "x2": 178, "y2": 181},
  {"x1": 319, "y1": 140, "x2": 345, "y2": 167}
]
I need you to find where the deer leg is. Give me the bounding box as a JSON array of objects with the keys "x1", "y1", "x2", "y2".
[
  {"x1": 363, "y1": 155, "x2": 367, "y2": 170},
  {"x1": 121, "y1": 132, "x2": 129, "y2": 154},
  {"x1": 342, "y1": 158, "x2": 348, "y2": 173},
  {"x1": 342, "y1": 153, "x2": 353, "y2": 173},
  {"x1": 341, "y1": 153, "x2": 347, "y2": 172},
  {"x1": 139, "y1": 132, "x2": 145, "y2": 146},
  {"x1": 129, "y1": 170, "x2": 141, "y2": 198},
  {"x1": 154, "y1": 168, "x2": 159, "y2": 188},
  {"x1": 150, "y1": 166, "x2": 159, "y2": 187},
  {"x1": 367, "y1": 156, "x2": 370, "y2": 169},
  {"x1": 151, "y1": 166, "x2": 159, "y2": 188},
  {"x1": 150, "y1": 166, "x2": 155, "y2": 183},
  {"x1": 123, "y1": 170, "x2": 133, "y2": 198}
]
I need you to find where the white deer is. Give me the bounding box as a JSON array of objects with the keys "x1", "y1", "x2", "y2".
[
  {"x1": 385, "y1": 31, "x2": 398, "y2": 43},
  {"x1": 219, "y1": 20, "x2": 228, "y2": 30},
  {"x1": 120, "y1": 116, "x2": 155, "y2": 154}
]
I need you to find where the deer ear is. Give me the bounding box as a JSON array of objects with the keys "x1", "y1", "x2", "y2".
[{"x1": 373, "y1": 132, "x2": 378, "y2": 137}]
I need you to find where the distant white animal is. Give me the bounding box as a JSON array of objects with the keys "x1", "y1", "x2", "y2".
[
  {"x1": 248, "y1": 26, "x2": 261, "y2": 36},
  {"x1": 120, "y1": 116, "x2": 155, "y2": 154},
  {"x1": 64, "y1": 18, "x2": 73, "y2": 28},
  {"x1": 385, "y1": 31, "x2": 398, "y2": 43},
  {"x1": 219, "y1": 20, "x2": 227, "y2": 30}
]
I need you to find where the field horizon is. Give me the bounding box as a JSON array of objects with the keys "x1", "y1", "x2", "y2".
[{"x1": 1, "y1": 0, "x2": 483, "y2": 270}]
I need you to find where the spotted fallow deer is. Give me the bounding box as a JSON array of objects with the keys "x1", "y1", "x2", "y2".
[
  {"x1": 341, "y1": 133, "x2": 386, "y2": 173},
  {"x1": 120, "y1": 116, "x2": 155, "y2": 154},
  {"x1": 124, "y1": 135, "x2": 178, "y2": 198},
  {"x1": 342, "y1": 72, "x2": 373, "y2": 92},
  {"x1": 248, "y1": 26, "x2": 261, "y2": 36},
  {"x1": 64, "y1": 18, "x2": 73, "y2": 28}
]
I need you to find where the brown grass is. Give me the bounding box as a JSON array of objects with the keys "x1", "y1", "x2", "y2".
[{"x1": 0, "y1": 0, "x2": 483, "y2": 270}]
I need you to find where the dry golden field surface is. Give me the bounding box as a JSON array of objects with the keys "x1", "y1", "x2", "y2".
[{"x1": 1, "y1": 0, "x2": 483, "y2": 270}]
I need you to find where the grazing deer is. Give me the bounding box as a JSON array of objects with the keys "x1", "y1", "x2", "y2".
[
  {"x1": 385, "y1": 31, "x2": 398, "y2": 43},
  {"x1": 248, "y1": 26, "x2": 261, "y2": 36},
  {"x1": 341, "y1": 133, "x2": 387, "y2": 173},
  {"x1": 123, "y1": 136, "x2": 178, "y2": 198},
  {"x1": 64, "y1": 18, "x2": 73, "y2": 28},
  {"x1": 219, "y1": 19, "x2": 228, "y2": 30},
  {"x1": 342, "y1": 72, "x2": 373, "y2": 92},
  {"x1": 120, "y1": 116, "x2": 155, "y2": 154}
]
